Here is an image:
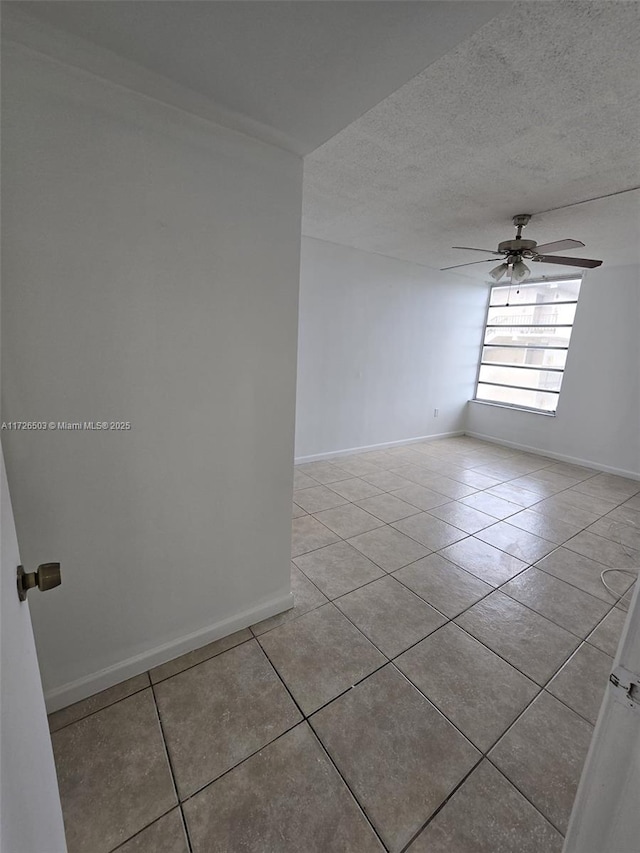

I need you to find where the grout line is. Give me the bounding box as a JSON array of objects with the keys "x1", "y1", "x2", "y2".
[
  {"x1": 149, "y1": 681, "x2": 194, "y2": 853},
  {"x1": 175, "y1": 719, "x2": 304, "y2": 806},
  {"x1": 47, "y1": 675, "x2": 152, "y2": 734},
  {"x1": 148, "y1": 634, "x2": 254, "y2": 686},
  {"x1": 484, "y1": 753, "x2": 570, "y2": 837},
  {"x1": 306, "y1": 723, "x2": 391, "y2": 852},
  {"x1": 255, "y1": 633, "x2": 391, "y2": 849},
  {"x1": 396, "y1": 756, "x2": 485, "y2": 853},
  {"x1": 108, "y1": 805, "x2": 181, "y2": 852},
  {"x1": 486, "y1": 760, "x2": 568, "y2": 837}
]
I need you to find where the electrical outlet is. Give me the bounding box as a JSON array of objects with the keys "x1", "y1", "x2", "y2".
[{"x1": 434, "y1": 408, "x2": 439, "y2": 418}]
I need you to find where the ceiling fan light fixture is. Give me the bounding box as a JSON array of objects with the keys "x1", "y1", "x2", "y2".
[
  {"x1": 489, "y1": 262, "x2": 509, "y2": 281},
  {"x1": 512, "y1": 260, "x2": 531, "y2": 282}
]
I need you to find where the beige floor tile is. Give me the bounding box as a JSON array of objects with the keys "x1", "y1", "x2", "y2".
[
  {"x1": 115, "y1": 810, "x2": 189, "y2": 853},
  {"x1": 293, "y1": 485, "x2": 349, "y2": 513},
  {"x1": 52, "y1": 690, "x2": 176, "y2": 853},
  {"x1": 535, "y1": 547, "x2": 633, "y2": 603},
  {"x1": 291, "y1": 515, "x2": 340, "y2": 557},
  {"x1": 587, "y1": 517, "x2": 640, "y2": 551},
  {"x1": 293, "y1": 541, "x2": 384, "y2": 599},
  {"x1": 392, "y1": 553, "x2": 492, "y2": 617},
  {"x1": 390, "y1": 464, "x2": 443, "y2": 489},
  {"x1": 440, "y1": 537, "x2": 527, "y2": 586},
  {"x1": 523, "y1": 469, "x2": 583, "y2": 491},
  {"x1": 506, "y1": 508, "x2": 585, "y2": 544},
  {"x1": 489, "y1": 691, "x2": 594, "y2": 833},
  {"x1": 616, "y1": 584, "x2": 636, "y2": 611},
  {"x1": 604, "y1": 503, "x2": 640, "y2": 527},
  {"x1": 297, "y1": 461, "x2": 352, "y2": 484},
  {"x1": 456, "y1": 591, "x2": 580, "y2": 685},
  {"x1": 328, "y1": 477, "x2": 384, "y2": 501},
  {"x1": 572, "y1": 472, "x2": 640, "y2": 504},
  {"x1": 49, "y1": 673, "x2": 150, "y2": 733},
  {"x1": 501, "y1": 567, "x2": 610, "y2": 638},
  {"x1": 338, "y1": 458, "x2": 384, "y2": 478},
  {"x1": 183, "y1": 724, "x2": 384, "y2": 853},
  {"x1": 292, "y1": 501, "x2": 306, "y2": 518},
  {"x1": 475, "y1": 521, "x2": 556, "y2": 564},
  {"x1": 313, "y1": 503, "x2": 384, "y2": 538},
  {"x1": 460, "y1": 491, "x2": 522, "y2": 520},
  {"x1": 587, "y1": 606, "x2": 628, "y2": 656},
  {"x1": 407, "y1": 760, "x2": 563, "y2": 853},
  {"x1": 448, "y1": 469, "x2": 504, "y2": 490},
  {"x1": 506, "y1": 476, "x2": 561, "y2": 499},
  {"x1": 416, "y1": 458, "x2": 463, "y2": 477},
  {"x1": 251, "y1": 565, "x2": 328, "y2": 635},
  {"x1": 549, "y1": 487, "x2": 618, "y2": 516},
  {"x1": 154, "y1": 640, "x2": 301, "y2": 798},
  {"x1": 258, "y1": 604, "x2": 385, "y2": 714},
  {"x1": 150, "y1": 629, "x2": 252, "y2": 684},
  {"x1": 355, "y1": 492, "x2": 421, "y2": 523},
  {"x1": 312, "y1": 665, "x2": 480, "y2": 852},
  {"x1": 389, "y1": 483, "x2": 450, "y2": 511},
  {"x1": 392, "y1": 513, "x2": 467, "y2": 550},
  {"x1": 293, "y1": 469, "x2": 317, "y2": 490},
  {"x1": 563, "y1": 530, "x2": 640, "y2": 569},
  {"x1": 529, "y1": 495, "x2": 601, "y2": 528},
  {"x1": 383, "y1": 449, "x2": 425, "y2": 464},
  {"x1": 335, "y1": 575, "x2": 446, "y2": 657},
  {"x1": 544, "y1": 462, "x2": 598, "y2": 481},
  {"x1": 547, "y1": 642, "x2": 613, "y2": 724},
  {"x1": 429, "y1": 475, "x2": 477, "y2": 499},
  {"x1": 361, "y1": 469, "x2": 413, "y2": 491},
  {"x1": 623, "y1": 493, "x2": 640, "y2": 511},
  {"x1": 347, "y1": 526, "x2": 430, "y2": 571},
  {"x1": 397, "y1": 624, "x2": 538, "y2": 751},
  {"x1": 356, "y1": 450, "x2": 397, "y2": 468},
  {"x1": 475, "y1": 460, "x2": 545, "y2": 480},
  {"x1": 426, "y1": 501, "x2": 496, "y2": 534},
  {"x1": 484, "y1": 482, "x2": 543, "y2": 508}
]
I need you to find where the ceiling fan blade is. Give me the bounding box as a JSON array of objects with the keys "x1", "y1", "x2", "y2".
[
  {"x1": 452, "y1": 246, "x2": 503, "y2": 255},
  {"x1": 534, "y1": 239, "x2": 585, "y2": 254},
  {"x1": 441, "y1": 259, "x2": 496, "y2": 270},
  {"x1": 533, "y1": 255, "x2": 603, "y2": 268}
]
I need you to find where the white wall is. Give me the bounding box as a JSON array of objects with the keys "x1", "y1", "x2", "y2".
[
  {"x1": 1, "y1": 43, "x2": 302, "y2": 707},
  {"x1": 467, "y1": 264, "x2": 640, "y2": 478},
  {"x1": 295, "y1": 237, "x2": 487, "y2": 459}
]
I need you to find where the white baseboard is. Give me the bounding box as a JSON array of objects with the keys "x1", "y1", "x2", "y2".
[
  {"x1": 465, "y1": 431, "x2": 640, "y2": 481},
  {"x1": 44, "y1": 591, "x2": 294, "y2": 712},
  {"x1": 294, "y1": 430, "x2": 464, "y2": 464}
]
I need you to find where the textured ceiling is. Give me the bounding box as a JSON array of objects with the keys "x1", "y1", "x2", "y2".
[
  {"x1": 303, "y1": 1, "x2": 640, "y2": 279},
  {"x1": 11, "y1": 0, "x2": 505, "y2": 154}
]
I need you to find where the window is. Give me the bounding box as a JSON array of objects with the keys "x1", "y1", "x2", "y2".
[{"x1": 474, "y1": 276, "x2": 582, "y2": 414}]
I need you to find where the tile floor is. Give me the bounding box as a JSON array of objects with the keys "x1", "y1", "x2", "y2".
[{"x1": 48, "y1": 437, "x2": 639, "y2": 853}]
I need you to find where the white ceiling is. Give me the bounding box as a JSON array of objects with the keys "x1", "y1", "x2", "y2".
[
  {"x1": 11, "y1": 0, "x2": 505, "y2": 154},
  {"x1": 6, "y1": 1, "x2": 639, "y2": 278},
  {"x1": 303, "y1": 0, "x2": 640, "y2": 278}
]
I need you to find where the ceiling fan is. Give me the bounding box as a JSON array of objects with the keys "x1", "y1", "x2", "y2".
[{"x1": 441, "y1": 214, "x2": 603, "y2": 281}]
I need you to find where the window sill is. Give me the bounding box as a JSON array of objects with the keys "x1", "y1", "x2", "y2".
[{"x1": 470, "y1": 399, "x2": 556, "y2": 417}]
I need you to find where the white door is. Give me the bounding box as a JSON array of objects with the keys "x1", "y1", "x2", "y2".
[
  {"x1": 563, "y1": 581, "x2": 640, "y2": 852},
  {"x1": 0, "y1": 448, "x2": 67, "y2": 853}
]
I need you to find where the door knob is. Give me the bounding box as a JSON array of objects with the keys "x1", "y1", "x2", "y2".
[{"x1": 17, "y1": 563, "x2": 62, "y2": 602}]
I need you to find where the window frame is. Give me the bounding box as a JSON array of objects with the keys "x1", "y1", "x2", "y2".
[{"x1": 473, "y1": 274, "x2": 583, "y2": 416}]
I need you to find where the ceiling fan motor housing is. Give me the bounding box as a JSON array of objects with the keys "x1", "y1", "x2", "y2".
[{"x1": 498, "y1": 238, "x2": 537, "y2": 254}]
